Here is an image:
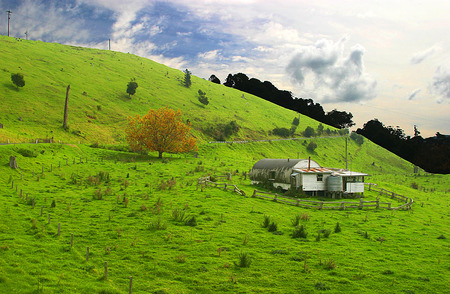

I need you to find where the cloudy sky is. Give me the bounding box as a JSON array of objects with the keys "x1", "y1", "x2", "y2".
[{"x1": 1, "y1": 0, "x2": 449, "y2": 137}]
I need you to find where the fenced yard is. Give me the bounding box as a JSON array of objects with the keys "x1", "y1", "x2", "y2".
[{"x1": 251, "y1": 188, "x2": 413, "y2": 210}]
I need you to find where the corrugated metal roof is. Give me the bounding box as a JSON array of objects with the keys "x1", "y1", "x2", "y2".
[
  {"x1": 294, "y1": 168, "x2": 333, "y2": 173},
  {"x1": 252, "y1": 158, "x2": 320, "y2": 170}
]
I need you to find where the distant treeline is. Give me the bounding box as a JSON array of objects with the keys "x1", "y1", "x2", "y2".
[
  {"x1": 357, "y1": 120, "x2": 450, "y2": 174},
  {"x1": 209, "y1": 73, "x2": 355, "y2": 129},
  {"x1": 209, "y1": 73, "x2": 449, "y2": 174}
]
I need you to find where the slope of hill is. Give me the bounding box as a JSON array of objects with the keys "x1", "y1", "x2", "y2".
[{"x1": 0, "y1": 35, "x2": 325, "y2": 144}]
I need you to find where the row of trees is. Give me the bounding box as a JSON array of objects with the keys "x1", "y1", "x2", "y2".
[
  {"x1": 211, "y1": 73, "x2": 355, "y2": 129},
  {"x1": 357, "y1": 120, "x2": 449, "y2": 174}
]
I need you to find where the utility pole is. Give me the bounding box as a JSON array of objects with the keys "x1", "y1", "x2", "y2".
[
  {"x1": 345, "y1": 135, "x2": 348, "y2": 170},
  {"x1": 6, "y1": 10, "x2": 12, "y2": 37},
  {"x1": 25, "y1": 31, "x2": 28, "y2": 40},
  {"x1": 108, "y1": 39, "x2": 111, "y2": 50}
]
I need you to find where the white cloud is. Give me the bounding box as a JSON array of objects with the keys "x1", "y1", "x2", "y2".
[
  {"x1": 198, "y1": 50, "x2": 221, "y2": 61},
  {"x1": 286, "y1": 38, "x2": 377, "y2": 103},
  {"x1": 431, "y1": 62, "x2": 450, "y2": 103},
  {"x1": 410, "y1": 44, "x2": 442, "y2": 64},
  {"x1": 407, "y1": 88, "x2": 421, "y2": 100}
]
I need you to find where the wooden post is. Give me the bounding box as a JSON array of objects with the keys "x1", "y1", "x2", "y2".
[
  {"x1": 380, "y1": 188, "x2": 383, "y2": 195},
  {"x1": 273, "y1": 194, "x2": 278, "y2": 202},
  {"x1": 104, "y1": 261, "x2": 108, "y2": 279},
  {"x1": 58, "y1": 223, "x2": 61, "y2": 236},
  {"x1": 376, "y1": 197, "x2": 380, "y2": 209},
  {"x1": 252, "y1": 190, "x2": 256, "y2": 197},
  {"x1": 340, "y1": 202, "x2": 345, "y2": 210},
  {"x1": 387, "y1": 203, "x2": 391, "y2": 210},
  {"x1": 224, "y1": 183, "x2": 227, "y2": 190},
  {"x1": 86, "y1": 247, "x2": 89, "y2": 261},
  {"x1": 129, "y1": 276, "x2": 133, "y2": 294},
  {"x1": 11, "y1": 180, "x2": 14, "y2": 189},
  {"x1": 368, "y1": 184, "x2": 371, "y2": 191},
  {"x1": 296, "y1": 199, "x2": 300, "y2": 206},
  {"x1": 63, "y1": 85, "x2": 70, "y2": 129},
  {"x1": 359, "y1": 198, "x2": 364, "y2": 210},
  {"x1": 71, "y1": 233, "x2": 74, "y2": 247},
  {"x1": 319, "y1": 201, "x2": 323, "y2": 210}
]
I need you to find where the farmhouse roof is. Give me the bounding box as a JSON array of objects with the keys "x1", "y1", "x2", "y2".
[{"x1": 252, "y1": 158, "x2": 320, "y2": 170}]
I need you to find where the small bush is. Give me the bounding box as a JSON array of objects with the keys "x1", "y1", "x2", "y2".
[
  {"x1": 315, "y1": 282, "x2": 330, "y2": 291},
  {"x1": 235, "y1": 252, "x2": 252, "y2": 268},
  {"x1": 334, "y1": 222, "x2": 341, "y2": 233},
  {"x1": 382, "y1": 269, "x2": 394, "y2": 275},
  {"x1": 185, "y1": 216, "x2": 197, "y2": 227},
  {"x1": 292, "y1": 225, "x2": 308, "y2": 239},
  {"x1": 350, "y1": 131, "x2": 364, "y2": 145},
  {"x1": 411, "y1": 182, "x2": 419, "y2": 189},
  {"x1": 16, "y1": 148, "x2": 37, "y2": 157},
  {"x1": 268, "y1": 222, "x2": 278, "y2": 232},
  {"x1": 307, "y1": 141, "x2": 318, "y2": 152},
  {"x1": 149, "y1": 218, "x2": 167, "y2": 231},
  {"x1": 324, "y1": 259, "x2": 336, "y2": 270},
  {"x1": 292, "y1": 117, "x2": 300, "y2": 126},
  {"x1": 272, "y1": 127, "x2": 290, "y2": 138},
  {"x1": 291, "y1": 215, "x2": 301, "y2": 226},
  {"x1": 437, "y1": 234, "x2": 446, "y2": 239},
  {"x1": 172, "y1": 208, "x2": 186, "y2": 222},
  {"x1": 322, "y1": 229, "x2": 331, "y2": 238},
  {"x1": 303, "y1": 126, "x2": 315, "y2": 137}
]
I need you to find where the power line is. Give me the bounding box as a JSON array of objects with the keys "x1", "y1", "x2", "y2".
[{"x1": 6, "y1": 10, "x2": 12, "y2": 37}]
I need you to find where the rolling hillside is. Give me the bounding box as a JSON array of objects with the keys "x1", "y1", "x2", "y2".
[
  {"x1": 0, "y1": 36, "x2": 448, "y2": 293},
  {"x1": 0, "y1": 35, "x2": 324, "y2": 144}
]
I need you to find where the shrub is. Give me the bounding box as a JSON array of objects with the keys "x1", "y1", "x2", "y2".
[
  {"x1": 350, "y1": 131, "x2": 364, "y2": 145},
  {"x1": 185, "y1": 216, "x2": 197, "y2": 226},
  {"x1": 272, "y1": 127, "x2": 290, "y2": 138},
  {"x1": 268, "y1": 222, "x2": 278, "y2": 232},
  {"x1": 292, "y1": 117, "x2": 300, "y2": 126},
  {"x1": 292, "y1": 225, "x2": 308, "y2": 239},
  {"x1": 149, "y1": 218, "x2": 167, "y2": 231},
  {"x1": 303, "y1": 126, "x2": 315, "y2": 137},
  {"x1": 307, "y1": 141, "x2": 318, "y2": 152},
  {"x1": 198, "y1": 89, "x2": 209, "y2": 106},
  {"x1": 322, "y1": 229, "x2": 331, "y2": 238},
  {"x1": 437, "y1": 234, "x2": 446, "y2": 239},
  {"x1": 235, "y1": 252, "x2": 252, "y2": 268},
  {"x1": 411, "y1": 182, "x2": 419, "y2": 189},
  {"x1": 291, "y1": 215, "x2": 301, "y2": 226},
  {"x1": 262, "y1": 215, "x2": 271, "y2": 228},
  {"x1": 334, "y1": 222, "x2": 341, "y2": 233},
  {"x1": 16, "y1": 148, "x2": 37, "y2": 157},
  {"x1": 172, "y1": 208, "x2": 186, "y2": 222},
  {"x1": 11, "y1": 73, "x2": 25, "y2": 88},
  {"x1": 324, "y1": 259, "x2": 336, "y2": 270},
  {"x1": 315, "y1": 282, "x2": 330, "y2": 290}
]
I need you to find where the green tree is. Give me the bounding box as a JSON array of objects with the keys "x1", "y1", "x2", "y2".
[
  {"x1": 307, "y1": 141, "x2": 317, "y2": 152},
  {"x1": 126, "y1": 78, "x2": 138, "y2": 98},
  {"x1": 198, "y1": 89, "x2": 209, "y2": 106},
  {"x1": 303, "y1": 126, "x2": 315, "y2": 137},
  {"x1": 292, "y1": 117, "x2": 300, "y2": 126},
  {"x1": 183, "y1": 69, "x2": 192, "y2": 88},
  {"x1": 11, "y1": 73, "x2": 25, "y2": 88}
]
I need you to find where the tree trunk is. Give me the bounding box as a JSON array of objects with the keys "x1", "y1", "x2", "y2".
[
  {"x1": 63, "y1": 85, "x2": 70, "y2": 129},
  {"x1": 158, "y1": 151, "x2": 163, "y2": 159}
]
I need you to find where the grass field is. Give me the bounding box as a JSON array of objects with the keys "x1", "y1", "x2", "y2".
[
  {"x1": 0, "y1": 141, "x2": 448, "y2": 293},
  {"x1": 0, "y1": 36, "x2": 448, "y2": 293}
]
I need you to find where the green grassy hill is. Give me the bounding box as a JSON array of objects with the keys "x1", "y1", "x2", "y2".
[
  {"x1": 0, "y1": 35, "x2": 323, "y2": 144},
  {"x1": 0, "y1": 36, "x2": 448, "y2": 293}
]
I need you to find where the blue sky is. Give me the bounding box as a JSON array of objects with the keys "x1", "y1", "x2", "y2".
[{"x1": 1, "y1": 0, "x2": 449, "y2": 137}]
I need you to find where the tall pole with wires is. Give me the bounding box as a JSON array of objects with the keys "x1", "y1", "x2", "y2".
[{"x1": 6, "y1": 10, "x2": 12, "y2": 37}]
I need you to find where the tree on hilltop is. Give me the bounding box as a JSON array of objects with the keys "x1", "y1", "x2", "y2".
[
  {"x1": 126, "y1": 107, "x2": 197, "y2": 158},
  {"x1": 183, "y1": 69, "x2": 192, "y2": 88},
  {"x1": 11, "y1": 73, "x2": 25, "y2": 88}
]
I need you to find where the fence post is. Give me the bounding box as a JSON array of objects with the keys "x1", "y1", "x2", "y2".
[
  {"x1": 387, "y1": 203, "x2": 391, "y2": 210},
  {"x1": 273, "y1": 194, "x2": 278, "y2": 202},
  {"x1": 368, "y1": 184, "x2": 371, "y2": 191},
  {"x1": 319, "y1": 201, "x2": 323, "y2": 210},
  {"x1": 224, "y1": 183, "x2": 227, "y2": 191},
  {"x1": 104, "y1": 261, "x2": 108, "y2": 279},
  {"x1": 129, "y1": 276, "x2": 133, "y2": 294},
  {"x1": 296, "y1": 199, "x2": 300, "y2": 206},
  {"x1": 340, "y1": 202, "x2": 345, "y2": 210},
  {"x1": 379, "y1": 188, "x2": 383, "y2": 195},
  {"x1": 359, "y1": 198, "x2": 364, "y2": 209},
  {"x1": 252, "y1": 190, "x2": 256, "y2": 197},
  {"x1": 376, "y1": 197, "x2": 380, "y2": 209}
]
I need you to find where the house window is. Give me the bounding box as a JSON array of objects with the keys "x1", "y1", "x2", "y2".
[
  {"x1": 269, "y1": 171, "x2": 276, "y2": 180},
  {"x1": 317, "y1": 174, "x2": 323, "y2": 181}
]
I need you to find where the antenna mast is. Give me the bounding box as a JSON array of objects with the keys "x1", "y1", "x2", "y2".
[{"x1": 6, "y1": 10, "x2": 12, "y2": 37}]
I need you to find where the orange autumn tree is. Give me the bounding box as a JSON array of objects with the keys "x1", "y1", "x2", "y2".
[{"x1": 126, "y1": 107, "x2": 197, "y2": 158}]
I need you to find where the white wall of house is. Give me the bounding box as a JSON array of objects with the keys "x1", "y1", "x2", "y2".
[
  {"x1": 346, "y1": 182, "x2": 365, "y2": 193},
  {"x1": 301, "y1": 173, "x2": 330, "y2": 191}
]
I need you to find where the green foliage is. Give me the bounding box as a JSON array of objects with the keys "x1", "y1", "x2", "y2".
[
  {"x1": 334, "y1": 222, "x2": 341, "y2": 233},
  {"x1": 11, "y1": 73, "x2": 25, "y2": 88},
  {"x1": 350, "y1": 131, "x2": 364, "y2": 145},
  {"x1": 16, "y1": 148, "x2": 37, "y2": 157},
  {"x1": 185, "y1": 216, "x2": 197, "y2": 226},
  {"x1": 262, "y1": 215, "x2": 271, "y2": 228},
  {"x1": 205, "y1": 121, "x2": 240, "y2": 141},
  {"x1": 126, "y1": 78, "x2": 138, "y2": 97},
  {"x1": 272, "y1": 127, "x2": 290, "y2": 138},
  {"x1": 303, "y1": 126, "x2": 315, "y2": 137},
  {"x1": 292, "y1": 225, "x2": 308, "y2": 239},
  {"x1": 235, "y1": 252, "x2": 252, "y2": 268},
  {"x1": 307, "y1": 141, "x2": 317, "y2": 152},
  {"x1": 268, "y1": 222, "x2": 278, "y2": 232},
  {"x1": 183, "y1": 69, "x2": 191, "y2": 88},
  {"x1": 198, "y1": 89, "x2": 209, "y2": 106},
  {"x1": 292, "y1": 117, "x2": 300, "y2": 126}
]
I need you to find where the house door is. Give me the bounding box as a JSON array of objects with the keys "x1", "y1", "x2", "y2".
[{"x1": 290, "y1": 173, "x2": 299, "y2": 189}]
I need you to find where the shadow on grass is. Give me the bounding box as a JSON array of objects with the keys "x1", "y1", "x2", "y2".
[{"x1": 3, "y1": 83, "x2": 19, "y2": 91}]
